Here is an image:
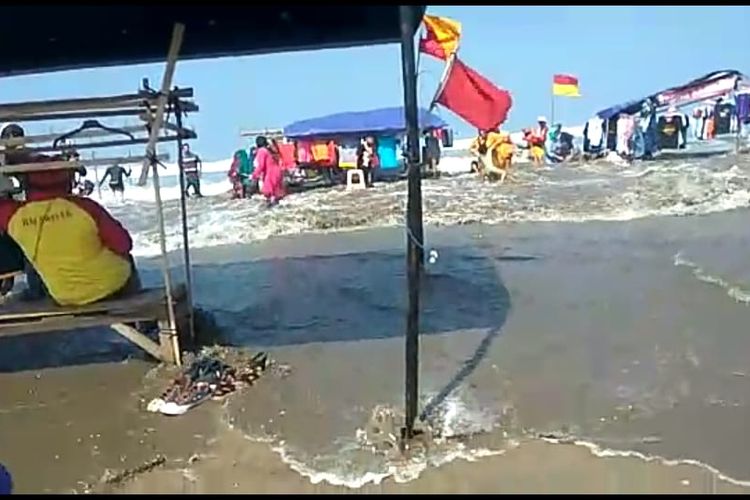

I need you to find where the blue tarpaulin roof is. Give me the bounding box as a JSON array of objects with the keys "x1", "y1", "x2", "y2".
[{"x1": 283, "y1": 107, "x2": 447, "y2": 139}]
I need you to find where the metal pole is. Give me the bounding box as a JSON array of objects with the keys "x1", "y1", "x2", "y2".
[
  {"x1": 399, "y1": 4, "x2": 423, "y2": 442},
  {"x1": 172, "y1": 92, "x2": 196, "y2": 347}
]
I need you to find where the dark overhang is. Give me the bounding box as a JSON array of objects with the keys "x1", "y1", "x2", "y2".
[{"x1": 0, "y1": 5, "x2": 425, "y2": 77}]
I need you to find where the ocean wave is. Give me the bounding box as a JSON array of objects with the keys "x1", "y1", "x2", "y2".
[
  {"x1": 97, "y1": 150, "x2": 750, "y2": 257},
  {"x1": 673, "y1": 253, "x2": 750, "y2": 304},
  {"x1": 224, "y1": 391, "x2": 508, "y2": 489},
  {"x1": 539, "y1": 436, "x2": 750, "y2": 489}
]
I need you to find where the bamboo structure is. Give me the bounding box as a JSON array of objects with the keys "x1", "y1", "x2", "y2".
[{"x1": 0, "y1": 23, "x2": 197, "y2": 366}]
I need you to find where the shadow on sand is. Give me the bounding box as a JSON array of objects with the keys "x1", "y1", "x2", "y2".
[{"x1": 0, "y1": 245, "x2": 523, "y2": 396}]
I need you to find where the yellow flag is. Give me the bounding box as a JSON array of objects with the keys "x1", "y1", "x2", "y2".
[{"x1": 420, "y1": 15, "x2": 462, "y2": 61}]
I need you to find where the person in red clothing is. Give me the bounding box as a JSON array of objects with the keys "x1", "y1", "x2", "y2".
[
  {"x1": 252, "y1": 136, "x2": 286, "y2": 206},
  {"x1": 0, "y1": 168, "x2": 140, "y2": 306},
  {"x1": 522, "y1": 128, "x2": 545, "y2": 166}
]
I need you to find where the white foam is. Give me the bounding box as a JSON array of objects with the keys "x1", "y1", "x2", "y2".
[
  {"x1": 95, "y1": 175, "x2": 231, "y2": 206},
  {"x1": 269, "y1": 439, "x2": 507, "y2": 489},
  {"x1": 540, "y1": 437, "x2": 750, "y2": 489},
  {"x1": 673, "y1": 253, "x2": 750, "y2": 304}
]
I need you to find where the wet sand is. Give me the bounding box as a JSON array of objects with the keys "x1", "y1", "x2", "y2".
[
  {"x1": 2, "y1": 208, "x2": 750, "y2": 493},
  {"x1": 1, "y1": 363, "x2": 745, "y2": 494}
]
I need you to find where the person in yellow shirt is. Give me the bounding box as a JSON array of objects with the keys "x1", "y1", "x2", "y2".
[
  {"x1": 495, "y1": 132, "x2": 515, "y2": 183},
  {"x1": 470, "y1": 129, "x2": 513, "y2": 183},
  {"x1": 0, "y1": 168, "x2": 140, "y2": 306}
]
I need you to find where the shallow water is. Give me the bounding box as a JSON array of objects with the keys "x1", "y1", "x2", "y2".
[
  {"x1": 5, "y1": 209, "x2": 745, "y2": 488},
  {"x1": 105, "y1": 141, "x2": 750, "y2": 257}
]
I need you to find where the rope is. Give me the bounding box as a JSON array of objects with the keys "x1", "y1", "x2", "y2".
[{"x1": 402, "y1": 164, "x2": 439, "y2": 265}]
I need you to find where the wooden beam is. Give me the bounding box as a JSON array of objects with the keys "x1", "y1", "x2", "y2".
[
  {"x1": 0, "y1": 160, "x2": 84, "y2": 174},
  {"x1": 0, "y1": 126, "x2": 196, "y2": 148},
  {"x1": 0, "y1": 125, "x2": 149, "y2": 147},
  {"x1": 111, "y1": 323, "x2": 165, "y2": 362},
  {"x1": 0, "y1": 88, "x2": 194, "y2": 118},
  {"x1": 81, "y1": 153, "x2": 170, "y2": 168},
  {"x1": 0, "y1": 285, "x2": 183, "y2": 322},
  {"x1": 240, "y1": 128, "x2": 284, "y2": 138},
  {"x1": 18, "y1": 131, "x2": 196, "y2": 155},
  {"x1": 0, "y1": 102, "x2": 198, "y2": 124}
]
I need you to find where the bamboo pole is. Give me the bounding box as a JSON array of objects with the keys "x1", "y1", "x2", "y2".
[
  {"x1": 146, "y1": 23, "x2": 186, "y2": 365},
  {"x1": 138, "y1": 26, "x2": 184, "y2": 187}
]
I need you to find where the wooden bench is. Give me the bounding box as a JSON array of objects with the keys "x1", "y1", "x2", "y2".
[{"x1": 0, "y1": 284, "x2": 188, "y2": 364}]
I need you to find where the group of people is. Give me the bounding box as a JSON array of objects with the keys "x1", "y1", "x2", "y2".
[
  {"x1": 468, "y1": 116, "x2": 579, "y2": 182},
  {"x1": 228, "y1": 134, "x2": 388, "y2": 203},
  {"x1": 228, "y1": 135, "x2": 285, "y2": 205},
  {"x1": 0, "y1": 124, "x2": 141, "y2": 307}
]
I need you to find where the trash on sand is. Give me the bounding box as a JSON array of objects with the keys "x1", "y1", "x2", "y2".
[{"x1": 147, "y1": 352, "x2": 268, "y2": 416}]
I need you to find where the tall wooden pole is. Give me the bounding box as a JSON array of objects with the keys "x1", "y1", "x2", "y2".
[
  {"x1": 147, "y1": 23, "x2": 185, "y2": 366},
  {"x1": 399, "y1": 5, "x2": 423, "y2": 441}
]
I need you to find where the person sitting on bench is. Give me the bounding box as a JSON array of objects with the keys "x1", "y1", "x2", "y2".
[{"x1": 0, "y1": 168, "x2": 141, "y2": 306}]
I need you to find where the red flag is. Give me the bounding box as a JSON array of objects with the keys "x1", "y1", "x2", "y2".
[{"x1": 433, "y1": 56, "x2": 513, "y2": 131}]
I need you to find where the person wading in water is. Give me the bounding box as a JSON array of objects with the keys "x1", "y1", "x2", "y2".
[
  {"x1": 181, "y1": 143, "x2": 204, "y2": 198},
  {"x1": 99, "y1": 163, "x2": 131, "y2": 202}
]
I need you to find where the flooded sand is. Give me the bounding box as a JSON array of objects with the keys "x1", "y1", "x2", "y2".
[{"x1": 2, "y1": 207, "x2": 750, "y2": 492}]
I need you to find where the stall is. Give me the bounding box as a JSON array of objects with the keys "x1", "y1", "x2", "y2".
[{"x1": 283, "y1": 106, "x2": 447, "y2": 183}]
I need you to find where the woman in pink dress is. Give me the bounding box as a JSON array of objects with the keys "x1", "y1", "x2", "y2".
[{"x1": 251, "y1": 136, "x2": 285, "y2": 206}]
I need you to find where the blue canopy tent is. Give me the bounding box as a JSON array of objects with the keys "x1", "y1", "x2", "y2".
[{"x1": 283, "y1": 106, "x2": 447, "y2": 139}]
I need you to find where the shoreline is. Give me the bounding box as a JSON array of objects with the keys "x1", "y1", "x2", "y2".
[{"x1": 116, "y1": 421, "x2": 749, "y2": 494}]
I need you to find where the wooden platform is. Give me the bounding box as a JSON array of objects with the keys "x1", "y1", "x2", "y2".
[{"x1": 0, "y1": 284, "x2": 187, "y2": 364}]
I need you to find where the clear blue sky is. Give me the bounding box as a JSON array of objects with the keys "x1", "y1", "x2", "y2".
[{"x1": 2, "y1": 6, "x2": 749, "y2": 161}]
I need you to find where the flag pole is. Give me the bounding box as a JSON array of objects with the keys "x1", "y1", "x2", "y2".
[
  {"x1": 550, "y1": 86, "x2": 556, "y2": 126},
  {"x1": 429, "y1": 53, "x2": 457, "y2": 112},
  {"x1": 399, "y1": 4, "x2": 423, "y2": 444}
]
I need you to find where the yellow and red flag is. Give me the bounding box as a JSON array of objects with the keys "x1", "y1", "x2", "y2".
[
  {"x1": 552, "y1": 74, "x2": 581, "y2": 97},
  {"x1": 419, "y1": 15, "x2": 462, "y2": 61}
]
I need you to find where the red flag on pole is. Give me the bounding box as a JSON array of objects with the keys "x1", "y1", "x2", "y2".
[{"x1": 432, "y1": 56, "x2": 513, "y2": 131}]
